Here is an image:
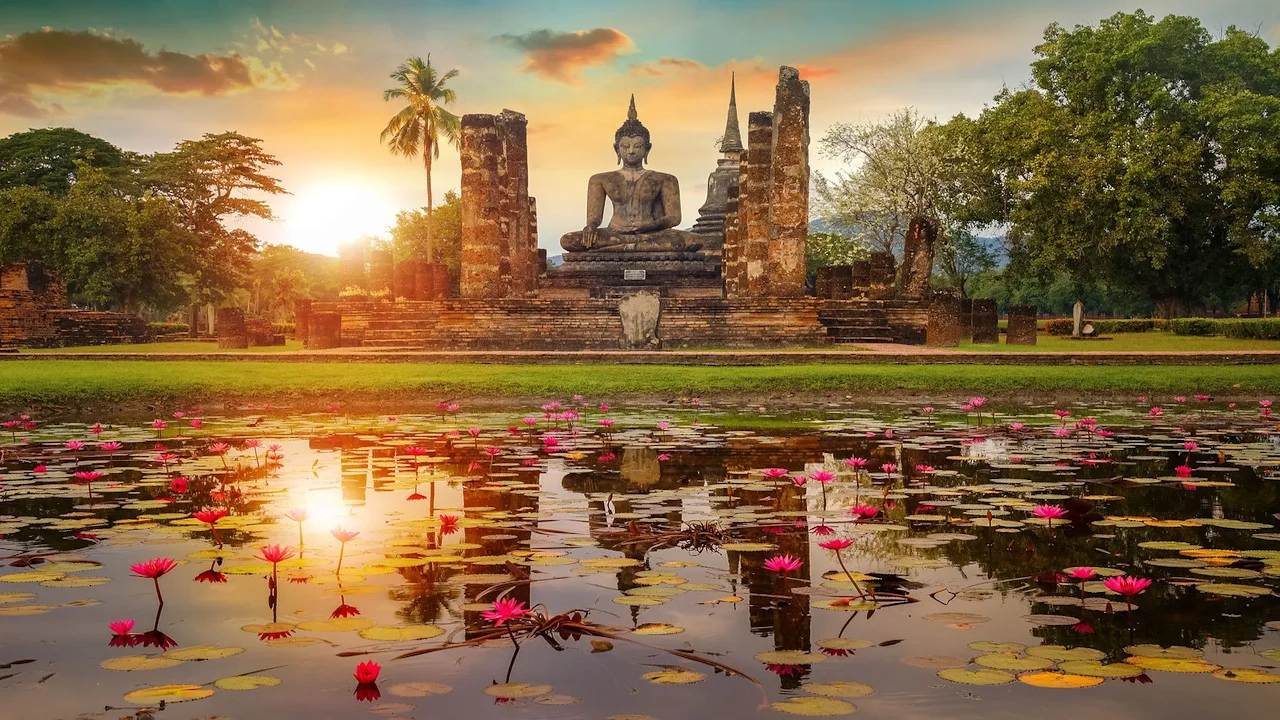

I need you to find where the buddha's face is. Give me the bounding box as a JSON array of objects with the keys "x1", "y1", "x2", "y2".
[{"x1": 615, "y1": 135, "x2": 649, "y2": 166}]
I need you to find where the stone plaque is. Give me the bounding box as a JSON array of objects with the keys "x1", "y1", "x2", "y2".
[{"x1": 623, "y1": 269, "x2": 647, "y2": 281}]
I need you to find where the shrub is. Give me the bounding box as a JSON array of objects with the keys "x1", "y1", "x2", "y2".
[
  {"x1": 273, "y1": 322, "x2": 296, "y2": 336},
  {"x1": 1093, "y1": 319, "x2": 1167, "y2": 334},
  {"x1": 1170, "y1": 318, "x2": 1218, "y2": 336},
  {"x1": 148, "y1": 322, "x2": 189, "y2": 335},
  {"x1": 1218, "y1": 319, "x2": 1280, "y2": 340},
  {"x1": 1044, "y1": 318, "x2": 1074, "y2": 335},
  {"x1": 338, "y1": 286, "x2": 369, "y2": 299}
]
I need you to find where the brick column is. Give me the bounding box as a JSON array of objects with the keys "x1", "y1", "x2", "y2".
[
  {"x1": 722, "y1": 158, "x2": 744, "y2": 298},
  {"x1": 497, "y1": 110, "x2": 532, "y2": 295},
  {"x1": 972, "y1": 298, "x2": 999, "y2": 344},
  {"x1": 393, "y1": 260, "x2": 416, "y2": 301},
  {"x1": 742, "y1": 111, "x2": 774, "y2": 297},
  {"x1": 766, "y1": 66, "x2": 810, "y2": 298},
  {"x1": 900, "y1": 216, "x2": 936, "y2": 299},
  {"x1": 337, "y1": 241, "x2": 366, "y2": 290},
  {"x1": 1007, "y1": 305, "x2": 1038, "y2": 345},
  {"x1": 814, "y1": 267, "x2": 833, "y2": 300},
  {"x1": 528, "y1": 196, "x2": 540, "y2": 283},
  {"x1": 460, "y1": 113, "x2": 503, "y2": 298},
  {"x1": 369, "y1": 250, "x2": 393, "y2": 295},
  {"x1": 833, "y1": 265, "x2": 853, "y2": 300}
]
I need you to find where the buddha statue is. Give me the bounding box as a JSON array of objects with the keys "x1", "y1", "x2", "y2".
[{"x1": 560, "y1": 96, "x2": 703, "y2": 254}]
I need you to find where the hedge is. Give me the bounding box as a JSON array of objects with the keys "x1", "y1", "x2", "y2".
[{"x1": 148, "y1": 322, "x2": 190, "y2": 335}]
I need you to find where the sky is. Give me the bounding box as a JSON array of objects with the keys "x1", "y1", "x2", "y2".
[{"x1": 2, "y1": 0, "x2": 1278, "y2": 256}]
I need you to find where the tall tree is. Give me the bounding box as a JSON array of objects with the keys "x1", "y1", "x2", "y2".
[
  {"x1": 963, "y1": 11, "x2": 1280, "y2": 315},
  {"x1": 144, "y1": 132, "x2": 287, "y2": 308},
  {"x1": 380, "y1": 55, "x2": 462, "y2": 262},
  {"x1": 0, "y1": 127, "x2": 128, "y2": 196}
]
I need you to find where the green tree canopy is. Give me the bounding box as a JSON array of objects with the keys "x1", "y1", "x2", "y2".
[
  {"x1": 144, "y1": 132, "x2": 287, "y2": 305},
  {"x1": 385, "y1": 189, "x2": 462, "y2": 290},
  {"x1": 961, "y1": 10, "x2": 1280, "y2": 315},
  {"x1": 0, "y1": 127, "x2": 128, "y2": 196}
]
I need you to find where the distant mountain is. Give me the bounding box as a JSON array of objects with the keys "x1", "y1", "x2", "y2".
[{"x1": 547, "y1": 254, "x2": 565, "y2": 268}]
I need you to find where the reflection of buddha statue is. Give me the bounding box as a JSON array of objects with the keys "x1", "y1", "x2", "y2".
[{"x1": 560, "y1": 96, "x2": 703, "y2": 254}]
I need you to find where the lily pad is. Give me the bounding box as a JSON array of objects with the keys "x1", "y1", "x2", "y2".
[
  {"x1": 770, "y1": 697, "x2": 857, "y2": 716},
  {"x1": 936, "y1": 668, "x2": 1016, "y2": 685}
]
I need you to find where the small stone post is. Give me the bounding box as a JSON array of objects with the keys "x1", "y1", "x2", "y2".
[
  {"x1": 1007, "y1": 305, "x2": 1038, "y2": 345},
  {"x1": 460, "y1": 113, "x2": 503, "y2": 298},
  {"x1": 972, "y1": 298, "x2": 999, "y2": 344},
  {"x1": 294, "y1": 299, "x2": 312, "y2": 346},
  {"x1": 741, "y1": 111, "x2": 774, "y2": 297},
  {"x1": 814, "y1": 267, "x2": 833, "y2": 300},
  {"x1": 215, "y1": 307, "x2": 247, "y2": 349},
  {"x1": 926, "y1": 290, "x2": 964, "y2": 347},
  {"x1": 309, "y1": 312, "x2": 342, "y2": 349},
  {"x1": 766, "y1": 66, "x2": 810, "y2": 298}
]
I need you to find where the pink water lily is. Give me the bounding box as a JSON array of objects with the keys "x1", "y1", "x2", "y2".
[
  {"x1": 109, "y1": 619, "x2": 135, "y2": 636},
  {"x1": 1103, "y1": 575, "x2": 1152, "y2": 613},
  {"x1": 481, "y1": 598, "x2": 530, "y2": 626},
  {"x1": 763, "y1": 554, "x2": 803, "y2": 575}
]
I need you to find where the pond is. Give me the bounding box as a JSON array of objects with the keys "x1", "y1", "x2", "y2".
[{"x1": 1, "y1": 398, "x2": 1278, "y2": 719}]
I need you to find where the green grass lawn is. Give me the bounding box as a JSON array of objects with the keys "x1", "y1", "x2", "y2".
[
  {"x1": 20, "y1": 340, "x2": 306, "y2": 354},
  {"x1": 960, "y1": 331, "x2": 1280, "y2": 353},
  {"x1": 1, "y1": 360, "x2": 1277, "y2": 410}
]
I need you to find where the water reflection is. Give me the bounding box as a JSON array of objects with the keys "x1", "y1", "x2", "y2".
[{"x1": 0, "y1": 407, "x2": 1277, "y2": 718}]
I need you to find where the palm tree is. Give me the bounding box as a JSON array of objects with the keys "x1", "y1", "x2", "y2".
[{"x1": 381, "y1": 55, "x2": 462, "y2": 262}]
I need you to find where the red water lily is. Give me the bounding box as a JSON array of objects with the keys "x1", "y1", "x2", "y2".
[
  {"x1": 763, "y1": 554, "x2": 803, "y2": 575},
  {"x1": 131, "y1": 557, "x2": 178, "y2": 604},
  {"x1": 481, "y1": 598, "x2": 530, "y2": 626},
  {"x1": 353, "y1": 660, "x2": 381, "y2": 683}
]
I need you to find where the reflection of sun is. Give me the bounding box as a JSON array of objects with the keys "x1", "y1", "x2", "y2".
[
  {"x1": 303, "y1": 496, "x2": 355, "y2": 533},
  {"x1": 285, "y1": 182, "x2": 397, "y2": 255}
]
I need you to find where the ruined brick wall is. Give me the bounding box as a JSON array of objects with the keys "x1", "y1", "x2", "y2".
[
  {"x1": 766, "y1": 66, "x2": 810, "y2": 298},
  {"x1": 461, "y1": 110, "x2": 534, "y2": 299}
]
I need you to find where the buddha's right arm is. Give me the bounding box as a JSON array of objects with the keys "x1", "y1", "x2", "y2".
[{"x1": 585, "y1": 177, "x2": 606, "y2": 227}]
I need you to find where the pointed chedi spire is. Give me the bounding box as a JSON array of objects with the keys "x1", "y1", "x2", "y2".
[
  {"x1": 719, "y1": 73, "x2": 743, "y2": 154},
  {"x1": 627, "y1": 93, "x2": 637, "y2": 120}
]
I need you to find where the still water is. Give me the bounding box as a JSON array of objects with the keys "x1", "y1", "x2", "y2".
[{"x1": 0, "y1": 400, "x2": 1278, "y2": 719}]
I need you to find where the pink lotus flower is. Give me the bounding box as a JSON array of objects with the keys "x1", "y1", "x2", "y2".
[
  {"x1": 959, "y1": 404, "x2": 973, "y2": 412},
  {"x1": 915, "y1": 465, "x2": 935, "y2": 473},
  {"x1": 1261, "y1": 400, "x2": 1273, "y2": 408},
  {"x1": 255, "y1": 544, "x2": 294, "y2": 564},
  {"x1": 819, "y1": 538, "x2": 854, "y2": 551},
  {"x1": 970, "y1": 397, "x2": 987, "y2": 409},
  {"x1": 1175, "y1": 465, "x2": 1193, "y2": 478},
  {"x1": 331, "y1": 527, "x2": 360, "y2": 543},
  {"x1": 1009, "y1": 422, "x2": 1025, "y2": 431},
  {"x1": 1174, "y1": 396, "x2": 1186, "y2": 403},
  {"x1": 598, "y1": 419, "x2": 615, "y2": 428},
  {"x1": 1103, "y1": 575, "x2": 1153, "y2": 612},
  {"x1": 1053, "y1": 427, "x2": 1072, "y2": 438},
  {"x1": 1183, "y1": 441, "x2": 1198, "y2": 451},
  {"x1": 790, "y1": 475, "x2": 807, "y2": 487},
  {"x1": 599, "y1": 403, "x2": 610, "y2": 412},
  {"x1": 761, "y1": 468, "x2": 789, "y2": 480},
  {"x1": 843, "y1": 457, "x2": 868, "y2": 469},
  {"x1": 65, "y1": 440, "x2": 84, "y2": 450},
  {"x1": 481, "y1": 598, "x2": 530, "y2": 626},
  {"x1": 169, "y1": 477, "x2": 188, "y2": 493},
  {"x1": 132, "y1": 557, "x2": 178, "y2": 604},
  {"x1": 1069, "y1": 567, "x2": 1096, "y2": 580},
  {"x1": 151, "y1": 419, "x2": 167, "y2": 430},
  {"x1": 850, "y1": 505, "x2": 880, "y2": 520},
  {"x1": 193, "y1": 509, "x2": 227, "y2": 525},
  {"x1": 922, "y1": 406, "x2": 935, "y2": 414},
  {"x1": 100, "y1": 441, "x2": 122, "y2": 452},
  {"x1": 32, "y1": 465, "x2": 46, "y2": 473},
  {"x1": 331, "y1": 603, "x2": 361, "y2": 618},
  {"x1": 657, "y1": 453, "x2": 670, "y2": 461},
  {"x1": 763, "y1": 554, "x2": 803, "y2": 574},
  {"x1": 810, "y1": 524, "x2": 835, "y2": 536},
  {"x1": 1054, "y1": 409, "x2": 1070, "y2": 419},
  {"x1": 1149, "y1": 406, "x2": 1164, "y2": 417},
  {"x1": 190, "y1": 419, "x2": 203, "y2": 430},
  {"x1": 484, "y1": 447, "x2": 502, "y2": 457},
  {"x1": 194, "y1": 569, "x2": 227, "y2": 583},
  {"x1": 285, "y1": 507, "x2": 308, "y2": 523},
  {"x1": 881, "y1": 463, "x2": 897, "y2": 474},
  {"x1": 90, "y1": 423, "x2": 104, "y2": 434},
  {"x1": 353, "y1": 660, "x2": 381, "y2": 684},
  {"x1": 438, "y1": 514, "x2": 460, "y2": 527},
  {"x1": 73, "y1": 470, "x2": 102, "y2": 482},
  {"x1": 808, "y1": 470, "x2": 837, "y2": 484},
  {"x1": 598, "y1": 452, "x2": 616, "y2": 462},
  {"x1": 1194, "y1": 394, "x2": 1210, "y2": 401},
  {"x1": 656, "y1": 421, "x2": 671, "y2": 431},
  {"x1": 209, "y1": 442, "x2": 229, "y2": 455},
  {"x1": 109, "y1": 619, "x2": 135, "y2": 635},
  {"x1": 1032, "y1": 505, "x2": 1068, "y2": 520}
]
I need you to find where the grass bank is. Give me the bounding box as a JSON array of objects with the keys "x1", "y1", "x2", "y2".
[
  {"x1": 1, "y1": 360, "x2": 1277, "y2": 414},
  {"x1": 961, "y1": 332, "x2": 1280, "y2": 353}
]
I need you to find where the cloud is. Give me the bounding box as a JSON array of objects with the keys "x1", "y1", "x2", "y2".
[
  {"x1": 629, "y1": 57, "x2": 706, "y2": 78},
  {"x1": 0, "y1": 28, "x2": 269, "y2": 116},
  {"x1": 494, "y1": 28, "x2": 634, "y2": 83}
]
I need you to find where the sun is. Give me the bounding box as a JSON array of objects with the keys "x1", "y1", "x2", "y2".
[{"x1": 283, "y1": 181, "x2": 399, "y2": 256}]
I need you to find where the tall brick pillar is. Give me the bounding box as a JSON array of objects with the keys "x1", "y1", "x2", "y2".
[
  {"x1": 742, "y1": 111, "x2": 774, "y2": 297},
  {"x1": 722, "y1": 166, "x2": 743, "y2": 298},
  {"x1": 528, "y1": 197, "x2": 540, "y2": 279},
  {"x1": 460, "y1": 114, "x2": 503, "y2": 298},
  {"x1": 497, "y1": 110, "x2": 532, "y2": 295},
  {"x1": 767, "y1": 66, "x2": 810, "y2": 298}
]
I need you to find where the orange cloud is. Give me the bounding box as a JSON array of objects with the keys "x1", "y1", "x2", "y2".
[
  {"x1": 629, "y1": 56, "x2": 706, "y2": 78},
  {"x1": 494, "y1": 28, "x2": 634, "y2": 83},
  {"x1": 0, "y1": 28, "x2": 273, "y2": 116}
]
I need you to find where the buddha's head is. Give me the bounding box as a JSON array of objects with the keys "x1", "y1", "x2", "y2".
[{"x1": 614, "y1": 94, "x2": 651, "y2": 166}]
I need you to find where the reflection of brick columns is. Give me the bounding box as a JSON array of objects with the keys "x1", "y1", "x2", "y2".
[
  {"x1": 767, "y1": 66, "x2": 810, "y2": 298},
  {"x1": 310, "y1": 312, "x2": 342, "y2": 349},
  {"x1": 926, "y1": 291, "x2": 963, "y2": 347},
  {"x1": 1007, "y1": 305, "x2": 1038, "y2": 345},
  {"x1": 215, "y1": 307, "x2": 247, "y2": 349},
  {"x1": 742, "y1": 111, "x2": 774, "y2": 297},
  {"x1": 460, "y1": 114, "x2": 503, "y2": 298},
  {"x1": 972, "y1": 298, "x2": 999, "y2": 344},
  {"x1": 294, "y1": 299, "x2": 311, "y2": 346},
  {"x1": 369, "y1": 250, "x2": 393, "y2": 294}
]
